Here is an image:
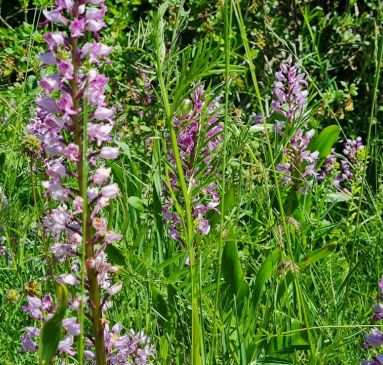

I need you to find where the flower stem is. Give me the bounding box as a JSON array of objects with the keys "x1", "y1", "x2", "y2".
[
  {"x1": 155, "y1": 18, "x2": 201, "y2": 363},
  {"x1": 211, "y1": 0, "x2": 231, "y2": 361},
  {"x1": 71, "y1": 2, "x2": 106, "y2": 364}
]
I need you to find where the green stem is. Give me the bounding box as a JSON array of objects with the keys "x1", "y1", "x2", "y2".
[
  {"x1": 210, "y1": 0, "x2": 231, "y2": 361},
  {"x1": 155, "y1": 22, "x2": 201, "y2": 364}
]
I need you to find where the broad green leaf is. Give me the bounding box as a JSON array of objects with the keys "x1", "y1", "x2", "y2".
[
  {"x1": 290, "y1": 319, "x2": 309, "y2": 349},
  {"x1": 312, "y1": 125, "x2": 340, "y2": 158},
  {"x1": 105, "y1": 245, "x2": 126, "y2": 266},
  {"x1": 210, "y1": 185, "x2": 236, "y2": 227},
  {"x1": 267, "y1": 321, "x2": 309, "y2": 355},
  {"x1": 110, "y1": 162, "x2": 124, "y2": 192},
  {"x1": 39, "y1": 284, "x2": 68, "y2": 365},
  {"x1": 128, "y1": 196, "x2": 145, "y2": 211},
  {"x1": 140, "y1": 125, "x2": 152, "y2": 132}
]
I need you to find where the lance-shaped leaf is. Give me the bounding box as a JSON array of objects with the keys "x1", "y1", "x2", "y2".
[
  {"x1": 311, "y1": 125, "x2": 340, "y2": 158},
  {"x1": 252, "y1": 248, "x2": 281, "y2": 312},
  {"x1": 222, "y1": 240, "x2": 249, "y2": 304},
  {"x1": 39, "y1": 284, "x2": 68, "y2": 365}
]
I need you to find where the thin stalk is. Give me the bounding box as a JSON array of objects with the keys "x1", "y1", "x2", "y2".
[
  {"x1": 30, "y1": 157, "x2": 50, "y2": 273},
  {"x1": 78, "y1": 90, "x2": 89, "y2": 365},
  {"x1": 355, "y1": 21, "x2": 383, "y2": 231},
  {"x1": 155, "y1": 28, "x2": 201, "y2": 365},
  {"x1": 210, "y1": 0, "x2": 231, "y2": 361},
  {"x1": 233, "y1": 0, "x2": 317, "y2": 361},
  {"x1": 30, "y1": 159, "x2": 38, "y2": 223}
]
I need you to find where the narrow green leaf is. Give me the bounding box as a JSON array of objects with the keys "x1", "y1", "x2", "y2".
[
  {"x1": 276, "y1": 243, "x2": 337, "y2": 303},
  {"x1": 249, "y1": 123, "x2": 273, "y2": 133},
  {"x1": 0, "y1": 152, "x2": 5, "y2": 172},
  {"x1": 297, "y1": 242, "x2": 337, "y2": 270},
  {"x1": 222, "y1": 241, "x2": 249, "y2": 302},
  {"x1": 150, "y1": 285, "x2": 169, "y2": 323},
  {"x1": 156, "y1": 252, "x2": 185, "y2": 271},
  {"x1": 324, "y1": 192, "x2": 351, "y2": 202},
  {"x1": 252, "y1": 248, "x2": 280, "y2": 312},
  {"x1": 114, "y1": 140, "x2": 132, "y2": 159}
]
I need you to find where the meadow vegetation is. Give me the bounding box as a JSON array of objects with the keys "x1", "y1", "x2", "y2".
[{"x1": 0, "y1": 1, "x2": 383, "y2": 364}]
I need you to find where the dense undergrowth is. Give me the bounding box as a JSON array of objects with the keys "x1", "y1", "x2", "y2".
[{"x1": 0, "y1": 1, "x2": 383, "y2": 364}]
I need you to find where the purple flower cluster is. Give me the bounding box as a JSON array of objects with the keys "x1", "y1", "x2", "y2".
[
  {"x1": 162, "y1": 85, "x2": 222, "y2": 240},
  {"x1": 317, "y1": 137, "x2": 365, "y2": 193},
  {"x1": 276, "y1": 129, "x2": 319, "y2": 194},
  {"x1": 23, "y1": 1, "x2": 156, "y2": 364},
  {"x1": 343, "y1": 136, "x2": 364, "y2": 163},
  {"x1": 271, "y1": 55, "x2": 308, "y2": 124},
  {"x1": 317, "y1": 153, "x2": 337, "y2": 182},
  {"x1": 84, "y1": 325, "x2": 156, "y2": 364},
  {"x1": 270, "y1": 56, "x2": 320, "y2": 194},
  {"x1": 335, "y1": 137, "x2": 364, "y2": 187},
  {"x1": 22, "y1": 294, "x2": 80, "y2": 355},
  {"x1": 361, "y1": 278, "x2": 383, "y2": 365},
  {"x1": 22, "y1": 294, "x2": 156, "y2": 364}
]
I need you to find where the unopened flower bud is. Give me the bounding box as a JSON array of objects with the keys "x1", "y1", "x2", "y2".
[{"x1": 22, "y1": 135, "x2": 42, "y2": 158}]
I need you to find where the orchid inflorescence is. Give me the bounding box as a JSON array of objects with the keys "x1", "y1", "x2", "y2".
[
  {"x1": 271, "y1": 55, "x2": 365, "y2": 196},
  {"x1": 162, "y1": 85, "x2": 222, "y2": 241},
  {"x1": 275, "y1": 129, "x2": 319, "y2": 194},
  {"x1": 271, "y1": 55, "x2": 308, "y2": 126},
  {"x1": 272, "y1": 56, "x2": 319, "y2": 194},
  {"x1": 318, "y1": 137, "x2": 365, "y2": 194},
  {"x1": 22, "y1": 0, "x2": 155, "y2": 364}
]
